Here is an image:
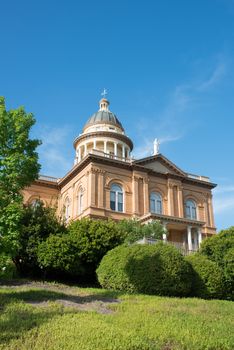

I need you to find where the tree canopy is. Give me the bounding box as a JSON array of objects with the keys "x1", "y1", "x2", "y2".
[{"x1": 0, "y1": 97, "x2": 41, "y2": 254}]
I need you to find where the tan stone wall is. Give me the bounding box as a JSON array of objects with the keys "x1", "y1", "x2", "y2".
[
  {"x1": 22, "y1": 183, "x2": 59, "y2": 208},
  {"x1": 22, "y1": 161, "x2": 216, "y2": 235}
]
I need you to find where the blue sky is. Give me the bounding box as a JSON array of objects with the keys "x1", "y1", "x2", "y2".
[{"x1": 1, "y1": 0, "x2": 234, "y2": 231}]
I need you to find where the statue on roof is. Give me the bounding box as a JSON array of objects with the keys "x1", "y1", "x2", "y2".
[{"x1": 153, "y1": 138, "x2": 160, "y2": 155}]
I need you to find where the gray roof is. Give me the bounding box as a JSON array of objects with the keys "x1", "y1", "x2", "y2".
[{"x1": 84, "y1": 111, "x2": 124, "y2": 130}]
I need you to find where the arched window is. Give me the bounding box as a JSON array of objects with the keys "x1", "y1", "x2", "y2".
[
  {"x1": 64, "y1": 198, "x2": 70, "y2": 221},
  {"x1": 30, "y1": 198, "x2": 41, "y2": 210},
  {"x1": 110, "y1": 183, "x2": 123, "y2": 212},
  {"x1": 185, "y1": 199, "x2": 197, "y2": 220},
  {"x1": 150, "y1": 192, "x2": 163, "y2": 214},
  {"x1": 77, "y1": 189, "x2": 84, "y2": 215}
]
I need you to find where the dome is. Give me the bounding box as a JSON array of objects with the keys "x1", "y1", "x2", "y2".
[
  {"x1": 83, "y1": 98, "x2": 124, "y2": 132},
  {"x1": 84, "y1": 110, "x2": 124, "y2": 131}
]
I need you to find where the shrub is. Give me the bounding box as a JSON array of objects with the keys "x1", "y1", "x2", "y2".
[
  {"x1": 0, "y1": 253, "x2": 17, "y2": 280},
  {"x1": 223, "y1": 248, "x2": 234, "y2": 300},
  {"x1": 97, "y1": 242, "x2": 192, "y2": 296},
  {"x1": 200, "y1": 227, "x2": 234, "y2": 266},
  {"x1": 38, "y1": 218, "x2": 125, "y2": 279},
  {"x1": 67, "y1": 219, "x2": 125, "y2": 274},
  {"x1": 37, "y1": 234, "x2": 84, "y2": 277},
  {"x1": 186, "y1": 254, "x2": 224, "y2": 299},
  {"x1": 200, "y1": 227, "x2": 234, "y2": 299},
  {"x1": 13, "y1": 201, "x2": 66, "y2": 277}
]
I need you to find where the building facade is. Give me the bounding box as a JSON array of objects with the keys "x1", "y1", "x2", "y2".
[{"x1": 23, "y1": 97, "x2": 217, "y2": 252}]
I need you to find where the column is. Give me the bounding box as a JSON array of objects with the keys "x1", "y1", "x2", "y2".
[
  {"x1": 98, "y1": 171, "x2": 104, "y2": 208},
  {"x1": 187, "y1": 226, "x2": 193, "y2": 252},
  {"x1": 162, "y1": 222, "x2": 167, "y2": 242},
  {"x1": 178, "y1": 186, "x2": 184, "y2": 217},
  {"x1": 208, "y1": 195, "x2": 215, "y2": 227},
  {"x1": 197, "y1": 227, "x2": 202, "y2": 248},
  {"x1": 168, "y1": 183, "x2": 174, "y2": 216},
  {"x1": 122, "y1": 145, "x2": 125, "y2": 159},
  {"x1": 78, "y1": 148, "x2": 81, "y2": 162},
  {"x1": 84, "y1": 143, "x2": 87, "y2": 157},
  {"x1": 114, "y1": 142, "x2": 118, "y2": 158},
  {"x1": 143, "y1": 178, "x2": 149, "y2": 214},
  {"x1": 104, "y1": 140, "x2": 107, "y2": 154},
  {"x1": 93, "y1": 140, "x2": 96, "y2": 150},
  {"x1": 132, "y1": 176, "x2": 139, "y2": 216},
  {"x1": 88, "y1": 170, "x2": 96, "y2": 207}
]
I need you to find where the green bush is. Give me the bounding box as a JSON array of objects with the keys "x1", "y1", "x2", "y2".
[
  {"x1": 200, "y1": 227, "x2": 234, "y2": 299},
  {"x1": 0, "y1": 254, "x2": 17, "y2": 280},
  {"x1": 37, "y1": 234, "x2": 84, "y2": 277},
  {"x1": 14, "y1": 201, "x2": 66, "y2": 277},
  {"x1": 200, "y1": 227, "x2": 234, "y2": 266},
  {"x1": 97, "y1": 242, "x2": 192, "y2": 296},
  {"x1": 223, "y1": 248, "x2": 234, "y2": 300},
  {"x1": 37, "y1": 218, "x2": 125, "y2": 279},
  {"x1": 186, "y1": 254, "x2": 224, "y2": 299}
]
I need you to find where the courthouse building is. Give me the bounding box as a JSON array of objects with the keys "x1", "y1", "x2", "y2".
[{"x1": 23, "y1": 97, "x2": 217, "y2": 252}]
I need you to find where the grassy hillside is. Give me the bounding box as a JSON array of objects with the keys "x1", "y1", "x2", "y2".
[{"x1": 0, "y1": 281, "x2": 233, "y2": 350}]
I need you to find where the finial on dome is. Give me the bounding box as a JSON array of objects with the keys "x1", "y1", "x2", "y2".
[
  {"x1": 101, "y1": 88, "x2": 108, "y2": 98},
  {"x1": 99, "y1": 88, "x2": 110, "y2": 111}
]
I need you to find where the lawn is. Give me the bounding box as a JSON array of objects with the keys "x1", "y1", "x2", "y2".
[{"x1": 0, "y1": 281, "x2": 233, "y2": 350}]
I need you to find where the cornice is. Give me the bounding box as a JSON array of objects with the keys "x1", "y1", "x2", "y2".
[
  {"x1": 73, "y1": 131, "x2": 133, "y2": 150},
  {"x1": 139, "y1": 212, "x2": 205, "y2": 227},
  {"x1": 37, "y1": 153, "x2": 216, "y2": 190},
  {"x1": 33, "y1": 179, "x2": 59, "y2": 190}
]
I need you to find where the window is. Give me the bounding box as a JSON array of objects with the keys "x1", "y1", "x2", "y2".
[
  {"x1": 77, "y1": 190, "x2": 84, "y2": 215},
  {"x1": 30, "y1": 198, "x2": 41, "y2": 210},
  {"x1": 110, "y1": 184, "x2": 123, "y2": 212},
  {"x1": 64, "y1": 198, "x2": 70, "y2": 221},
  {"x1": 150, "y1": 192, "x2": 163, "y2": 214},
  {"x1": 185, "y1": 199, "x2": 197, "y2": 220}
]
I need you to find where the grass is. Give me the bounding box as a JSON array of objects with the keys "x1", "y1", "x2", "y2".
[{"x1": 0, "y1": 281, "x2": 233, "y2": 350}]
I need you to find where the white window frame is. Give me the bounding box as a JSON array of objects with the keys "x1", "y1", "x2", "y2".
[
  {"x1": 150, "y1": 192, "x2": 163, "y2": 214},
  {"x1": 110, "y1": 183, "x2": 124, "y2": 212},
  {"x1": 185, "y1": 199, "x2": 197, "y2": 220},
  {"x1": 77, "y1": 190, "x2": 84, "y2": 215},
  {"x1": 64, "y1": 198, "x2": 70, "y2": 221}
]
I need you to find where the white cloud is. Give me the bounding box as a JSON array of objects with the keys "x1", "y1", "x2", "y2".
[
  {"x1": 213, "y1": 183, "x2": 234, "y2": 215},
  {"x1": 36, "y1": 125, "x2": 73, "y2": 177},
  {"x1": 198, "y1": 62, "x2": 227, "y2": 91},
  {"x1": 133, "y1": 57, "x2": 228, "y2": 160}
]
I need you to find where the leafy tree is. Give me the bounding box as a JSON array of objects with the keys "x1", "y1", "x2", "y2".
[
  {"x1": 200, "y1": 227, "x2": 234, "y2": 299},
  {"x1": 200, "y1": 227, "x2": 234, "y2": 266},
  {"x1": 118, "y1": 219, "x2": 165, "y2": 244},
  {"x1": 0, "y1": 97, "x2": 41, "y2": 254},
  {"x1": 14, "y1": 200, "x2": 66, "y2": 276},
  {"x1": 37, "y1": 218, "x2": 125, "y2": 280}
]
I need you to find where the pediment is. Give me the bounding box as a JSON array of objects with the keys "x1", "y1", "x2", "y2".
[{"x1": 134, "y1": 154, "x2": 186, "y2": 177}]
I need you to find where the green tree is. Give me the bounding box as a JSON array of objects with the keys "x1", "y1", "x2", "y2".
[
  {"x1": 118, "y1": 219, "x2": 165, "y2": 244},
  {"x1": 37, "y1": 218, "x2": 125, "y2": 280},
  {"x1": 14, "y1": 200, "x2": 66, "y2": 276},
  {"x1": 200, "y1": 227, "x2": 234, "y2": 299},
  {"x1": 0, "y1": 97, "x2": 41, "y2": 254}
]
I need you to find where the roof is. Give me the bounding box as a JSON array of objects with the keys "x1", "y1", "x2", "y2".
[{"x1": 83, "y1": 111, "x2": 124, "y2": 131}]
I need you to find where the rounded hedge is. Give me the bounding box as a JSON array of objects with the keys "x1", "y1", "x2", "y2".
[
  {"x1": 96, "y1": 242, "x2": 192, "y2": 296},
  {"x1": 186, "y1": 254, "x2": 224, "y2": 299}
]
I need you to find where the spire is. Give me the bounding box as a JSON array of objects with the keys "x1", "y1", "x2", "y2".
[{"x1": 99, "y1": 89, "x2": 110, "y2": 111}]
